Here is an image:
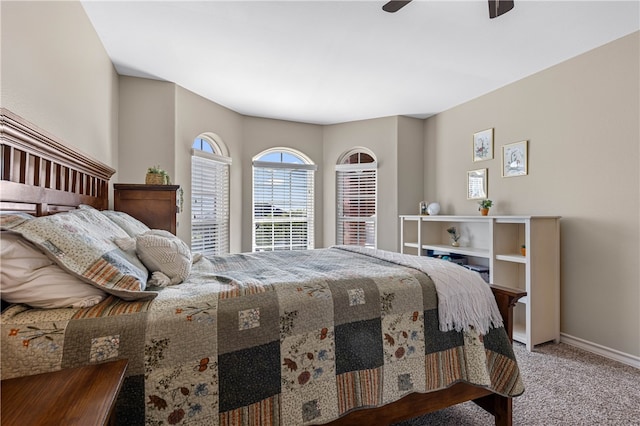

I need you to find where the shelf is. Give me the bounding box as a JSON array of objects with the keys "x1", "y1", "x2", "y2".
[
  {"x1": 399, "y1": 215, "x2": 422, "y2": 221},
  {"x1": 403, "y1": 242, "x2": 490, "y2": 259},
  {"x1": 399, "y1": 215, "x2": 560, "y2": 351},
  {"x1": 494, "y1": 215, "x2": 560, "y2": 224},
  {"x1": 421, "y1": 215, "x2": 490, "y2": 223},
  {"x1": 421, "y1": 244, "x2": 490, "y2": 259},
  {"x1": 495, "y1": 253, "x2": 526, "y2": 264}
]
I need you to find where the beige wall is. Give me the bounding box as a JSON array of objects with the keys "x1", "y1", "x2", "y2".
[
  {"x1": 4, "y1": 1, "x2": 637, "y2": 359},
  {"x1": 397, "y1": 116, "x2": 425, "y2": 237},
  {"x1": 323, "y1": 116, "x2": 400, "y2": 250},
  {"x1": 241, "y1": 116, "x2": 324, "y2": 251},
  {"x1": 1, "y1": 1, "x2": 118, "y2": 175},
  {"x1": 118, "y1": 77, "x2": 175, "y2": 185},
  {"x1": 423, "y1": 32, "x2": 640, "y2": 357},
  {"x1": 322, "y1": 116, "x2": 425, "y2": 251},
  {"x1": 117, "y1": 79, "x2": 232, "y2": 248},
  {"x1": 118, "y1": 83, "x2": 325, "y2": 252},
  {"x1": 119, "y1": 79, "x2": 246, "y2": 249},
  {"x1": 175, "y1": 86, "x2": 245, "y2": 252}
]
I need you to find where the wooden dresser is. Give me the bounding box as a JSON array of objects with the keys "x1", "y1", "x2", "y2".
[{"x1": 114, "y1": 184, "x2": 180, "y2": 235}]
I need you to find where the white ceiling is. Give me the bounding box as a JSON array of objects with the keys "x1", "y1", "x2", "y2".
[{"x1": 81, "y1": 1, "x2": 640, "y2": 125}]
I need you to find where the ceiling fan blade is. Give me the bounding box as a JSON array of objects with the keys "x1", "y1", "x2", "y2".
[
  {"x1": 382, "y1": 1, "x2": 412, "y2": 13},
  {"x1": 488, "y1": 0, "x2": 514, "y2": 19}
]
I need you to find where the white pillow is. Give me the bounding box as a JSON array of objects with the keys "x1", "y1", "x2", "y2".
[
  {"x1": 136, "y1": 230, "x2": 192, "y2": 286},
  {"x1": 0, "y1": 232, "x2": 106, "y2": 309},
  {"x1": 1, "y1": 210, "x2": 152, "y2": 301}
]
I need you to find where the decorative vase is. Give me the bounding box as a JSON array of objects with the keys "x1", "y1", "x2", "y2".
[
  {"x1": 451, "y1": 241, "x2": 460, "y2": 247},
  {"x1": 480, "y1": 208, "x2": 489, "y2": 216}
]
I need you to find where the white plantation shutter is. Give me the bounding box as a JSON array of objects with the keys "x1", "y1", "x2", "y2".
[
  {"x1": 191, "y1": 149, "x2": 231, "y2": 256},
  {"x1": 253, "y1": 160, "x2": 316, "y2": 251},
  {"x1": 336, "y1": 162, "x2": 377, "y2": 248}
]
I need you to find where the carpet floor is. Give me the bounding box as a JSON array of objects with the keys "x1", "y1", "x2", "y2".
[{"x1": 394, "y1": 342, "x2": 640, "y2": 426}]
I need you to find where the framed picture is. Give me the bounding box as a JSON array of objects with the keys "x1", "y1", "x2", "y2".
[
  {"x1": 502, "y1": 140, "x2": 528, "y2": 177},
  {"x1": 467, "y1": 168, "x2": 488, "y2": 200},
  {"x1": 473, "y1": 128, "x2": 494, "y2": 162}
]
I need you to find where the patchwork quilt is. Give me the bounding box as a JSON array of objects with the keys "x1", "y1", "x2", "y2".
[{"x1": 1, "y1": 247, "x2": 523, "y2": 425}]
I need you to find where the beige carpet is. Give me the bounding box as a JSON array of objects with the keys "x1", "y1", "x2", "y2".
[{"x1": 394, "y1": 342, "x2": 640, "y2": 426}]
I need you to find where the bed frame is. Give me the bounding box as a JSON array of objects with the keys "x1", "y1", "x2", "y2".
[
  {"x1": 0, "y1": 108, "x2": 526, "y2": 426},
  {"x1": 0, "y1": 108, "x2": 114, "y2": 215}
]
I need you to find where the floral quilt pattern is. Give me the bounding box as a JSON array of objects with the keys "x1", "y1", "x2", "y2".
[{"x1": 1, "y1": 247, "x2": 524, "y2": 425}]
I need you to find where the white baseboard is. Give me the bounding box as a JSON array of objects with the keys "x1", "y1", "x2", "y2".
[{"x1": 560, "y1": 333, "x2": 640, "y2": 369}]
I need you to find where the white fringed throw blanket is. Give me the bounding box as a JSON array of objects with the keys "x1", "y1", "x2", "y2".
[{"x1": 334, "y1": 245, "x2": 504, "y2": 334}]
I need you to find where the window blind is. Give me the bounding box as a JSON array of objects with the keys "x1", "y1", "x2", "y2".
[
  {"x1": 191, "y1": 150, "x2": 231, "y2": 256},
  {"x1": 336, "y1": 162, "x2": 377, "y2": 248},
  {"x1": 252, "y1": 161, "x2": 316, "y2": 251}
]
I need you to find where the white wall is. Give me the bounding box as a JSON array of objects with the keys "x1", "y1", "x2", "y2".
[{"x1": 423, "y1": 32, "x2": 640, "y2": 358}]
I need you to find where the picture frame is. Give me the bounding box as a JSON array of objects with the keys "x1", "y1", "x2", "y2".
[
  {"x1": 467, "y1": 168, "x2": 488, "y2": 200},
  {"x1": 502, "y1": 140, "x2": 528, "y2": 177},
  {"x1": 473, "y1": 128, "x2": 494, "y2": 162}
]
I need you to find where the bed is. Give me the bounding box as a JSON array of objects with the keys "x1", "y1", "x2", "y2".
[{"x1": 0, "y1": 108, "x2": 526, "y2": 426}]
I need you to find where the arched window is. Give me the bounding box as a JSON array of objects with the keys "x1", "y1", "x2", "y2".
[
  {"x1": 336, "y1": 148, "x2": 377, "y2": 248},
  {"x1": 191, "y1": 135, "x2": 231, "y2": 256},
  {"x1": 252, "y1": 148, "x2": 316, "y2": 251}
]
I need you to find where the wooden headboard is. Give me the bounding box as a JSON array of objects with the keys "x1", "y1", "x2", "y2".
[{"x1": 0, "y1": 108, "x2": 115, "y2": 216}]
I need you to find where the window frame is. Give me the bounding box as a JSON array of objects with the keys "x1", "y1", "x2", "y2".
[
  {"x1": 191, "y1": 136, "x2": 231, "y2": 256},
  {"x1": 252, "y1": 148, "x2": 316, "y2": 252},
  {"x1": 335, "y1": 148, "x2": 378, "y2": 249}
]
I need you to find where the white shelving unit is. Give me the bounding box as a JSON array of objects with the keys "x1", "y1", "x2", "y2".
[{"x1": 399, "y1": 215, "x2": 560, "y2": 351}]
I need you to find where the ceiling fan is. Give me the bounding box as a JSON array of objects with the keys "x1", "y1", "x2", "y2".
[{"x1": 382, "y1": 0, "x2": 515, "y2": 19}]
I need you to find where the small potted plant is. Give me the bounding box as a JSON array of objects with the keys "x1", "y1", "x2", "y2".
[
  {"x1": 478, "y1": 199, "x2": 493, "y2": 216},
  {"x1": 146, "y1": 165, "x2": 170, "y2": 185},
  {"x1": 446, "y1": 226, "x2": 461, "y2": 247},
  {"x1": 520, "y1": 244, "x2": 526, "y2": 256}
]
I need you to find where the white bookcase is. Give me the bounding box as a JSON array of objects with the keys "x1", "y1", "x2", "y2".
[{"x1": 399, "y1": 215, "x2": 560, "y2": 351}]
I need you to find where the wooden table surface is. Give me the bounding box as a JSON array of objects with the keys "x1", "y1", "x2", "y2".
[{"x1": 1, "y1": 359, "x2": 128, "y2": 426}]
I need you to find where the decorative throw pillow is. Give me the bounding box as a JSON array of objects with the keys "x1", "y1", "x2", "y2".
[
  {"x1": 136, "y1": 230, "x2": 192, "y2": 286},
  {"x1": 0, "y1": 210, "x2": 155, "y2": 301},
  {"x1": 1, "y1": 232, "x2": 106, "y2": 308},
  {"x1": 99, "y1": 210, "x2": 151, "y2": 237}
]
